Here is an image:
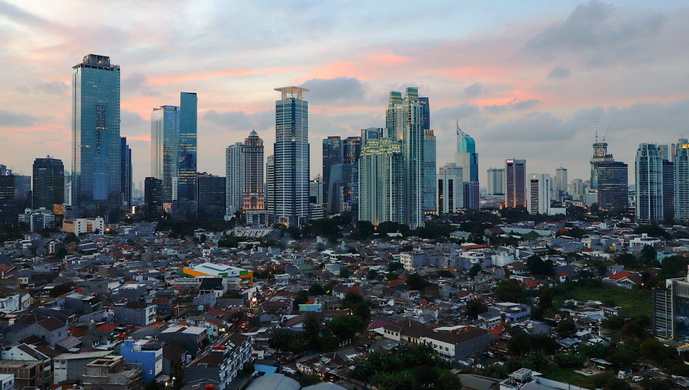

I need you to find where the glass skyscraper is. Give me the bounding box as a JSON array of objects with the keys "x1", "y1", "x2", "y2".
[
  {"x1": 506, "y1": 159, "x2": 527, "y2": 208},
  {"x1": 241, "y1": 130, "x2": 265, "y2": 211},
  {"x1": 675, "y1": 139, "x2": 689, "y2": 222},
  {"x1": 150, "y1": 92, "x2": 197, "y2": 215},
  {"x1": 33, "y1": 156, "x2": 64, "y2": 210},
  {"x1": 273, "y1": 87, "x2": 310, "y2": 226},
  {"x1": 226, "y1": 142, "x2": 243, "y2": 214},
  {"x1": 636, "y1": 143, "x2": 664, "y2": 222},
  {"x1": 72, "y1": 54, "x2": 121, "y2": 217},
  {"x1": 423, "y1": 129, "x2": 437, "y2": 214},
  {"x1": 359, "y1": 139, "x2": 404, "y2": 225}
]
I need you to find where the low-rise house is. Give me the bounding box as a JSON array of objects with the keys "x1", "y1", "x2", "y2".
[
  {"x1": 0, "y1": 360, "x2": 45, "y2": 390},
  {"x1": 53, "y1": 351, "x2": 112, "y2": 384},
  {"x1": 186, "y1": 333, "x2": 253, "y2": 390},
  {"x1": 81, "y1": 356, "x2": 143, "y2": 390},
  {"x1": 113, "y1": 301, "x2": 156, "y2": 326},
  {"x1": 120, "y1": 339, "x2": 162, "y2": 383}
]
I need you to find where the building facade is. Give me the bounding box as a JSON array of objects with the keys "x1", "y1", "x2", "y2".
[
  {"x1": 437, "y1": 163, "x2": 463, "y2": 214},
  {"x1": 197, "y1": 174, "x2": 226, "y2": 219},
  {"x1": 144, "y1": 177, "x2": 163, "y2": 217},
  {"x1": 322, "y1": 136, "x2": 342, "y2": 211},
  {"x1": 358, "y1": 139, "x2": 404, "y2": 225},
  {"x1": 241, "y1": 130, "x2": 265, "y2": 212},
  {"x1": 225, "y1": 142, "x2": 243, "y2": 215},
  {"x1": 120, "y1": 138, "x2": 132, "y2": 208},
  {"x1": 675, "y1": 138, "x2": 689, "y2": 221},
  {"x1": 486, "y1": 168, "x2": 504, "y2": 196},
  {"x1": 72, "y1": 54, "x2": 121, "y2": 217},
  {"x1": 505, "y1": 159, "x2": 526, "y2": 208},
  {"x1": 554, "y1": 167, "x2": 567, "y2": 201},
  {"x1": 273, "y1": 87, "x2": 310, "y2": 226},
  {"x1": 636, "y1": 143, "x2": 664, "y2": 222},
  {"x1": 596, "y1": 161, "x2": 628, "y2": 212},
  {"x1": 151, "y1": 105, "x2": 180, "y2": 202},
  {"x1": 423, "y1": 129, "x2": 437, "y2": 214},
  {"x1": 527, "y1": 173, "x2": 551, "y2": 215},
  {"x1": 32, "y1": 157, "x2": 64, "y2": 210}
]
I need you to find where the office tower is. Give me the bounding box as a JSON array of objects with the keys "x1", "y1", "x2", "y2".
[
  {"x1": 437, "y1": 163, "x2": 463, "y2": 214},
  {"x1": 72, "y1": 54, "x2": 121, "y2": 217},
  {"x1": 226, "y1": 142, "x2": 243, "y2": 215},
  {"x1": 151, "y1": 105, "x2": 180, "y2": 201},
  {"x1": 590, "y1": 135, "x2": 614, "y2": 190},
  {"x1": 273, "y1": 87, "x2": 310, "y2": 226},
  {"x1": 463, "y1": 181, "x2": 480, "y2": 210},
  {"x1": 150, "y1": 93, "x2": 197, "y2": 215},
  {"x1": 197, "y1": 173, "x2": 226, "y2": 219},
  {"x1": 33, "y1": 157, "x2": 64, "y2": 210},
  {"x1": 0, "y1": 173, "x2": 16, "y2": 227},
  {"x1": 663, "y1": 160, "x2": 674, "y2": 221},
  {"x1": 527, "y1": 173, "x2": 551, "y2": 215},
  {"x1": 241, "y1": 130, "x2": 265, "y2": 211},
  {"x1": 505, "y1": 159, "x2": 527, "y2": 208},
  {"x1": 328, "y1": 163, "x2": 355, "y2": 214},
  {"x1": 266, "y1": 155, "x2": 275, "y2": 222},
  {"x1": 343, "y1": 136, "x2": 361, "y2": 164},
  {"x1": 653, "y1": 275, "x2": 689, "y2": 340},
  {"x1": 144, "y1": 177, "x2": 163, "y2": 217},
  {"x1": 419, "y1": 97, "x2": 430, "y2": 132},
  {"x1": 423, "y1": 129, "x2": 437, "y2": 214},
  {"x1": 569, "y1": 178, "x2": 585, "y2": 200},
  {"x1": 361, "y1": 128, "x2": 384, "y2": 145},
  {"x1": 120, "y1": 138, "x2": 132, "y2": 208},
  {"x1": 554, "y1": 167, "x2": 568, "y2": 201},
  {"x1": 596, "y1": 161, "x2": 628, "y2": 212},
  {"x1": 675, "y1": 139, "x2": 689, "y2": 222},
  {"x1": 455, "y1": 125, "x2": 479, "y2": 182},
  {"x1": 358, "y1": 139, "x2": 404, "y2": 225},
  {"x1": 176, "y1": 92, "x2": 198, "y2": 215},
  {"x1": 659, "y1": 145, "x2": 671, "y2": 161},
  {"x1": 487, "y1": 168, "x2": 505, "y2": 196},
  {"x1": 636, "y1": 143, "x2": 664, "y2": 222},
  {"x1": 309, "y1": 176, "x2": 324, "y2": 220},
  {"x1": 322, "y1": 136, "x2": 342, "y2": 209},
  {"x1": 14, "y1": 175, "x2": 31, "y2": 211},
  {"x1": 386, "y1": 88, "x2": 425, "y2": 228}
]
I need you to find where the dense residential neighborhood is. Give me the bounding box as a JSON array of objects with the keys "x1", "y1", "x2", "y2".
[{"x1": 0, "y1": 209, "x2": 686, "y2": 390}]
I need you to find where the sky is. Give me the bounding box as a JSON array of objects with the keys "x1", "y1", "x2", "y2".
[{"x1": 1, "y1": 0, "x2": 688, "y2": 189}]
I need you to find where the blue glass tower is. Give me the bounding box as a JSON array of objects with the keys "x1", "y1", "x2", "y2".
[
  {"x1": 177, "y1": 92, "x2": 198, "y2": 215},
  {"x1": 72, "y1": 54, "x2": 121, "y2": 217},
  {"x1": 274, "y1": 87, "x2": 310, "y2": 226},
  {"x1": 455, "y1": 125, "x2": 479, "y2": 182}
]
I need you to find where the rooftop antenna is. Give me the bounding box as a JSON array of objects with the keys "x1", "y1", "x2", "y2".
[
  {"x1": 603, "y1": 126, "x2": 610, "y2": 142},
  {"x1": 594, "y1": 122, "x2": 597, "y2": 143}
]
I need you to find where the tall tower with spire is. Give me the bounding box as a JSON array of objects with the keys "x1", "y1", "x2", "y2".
[{"x1": 590, "y1": 123, "x2": 613, "y2": 190}]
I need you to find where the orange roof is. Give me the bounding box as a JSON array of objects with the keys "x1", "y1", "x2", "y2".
[
  {"x1": 524, "y1": 280, "x2": 538, "y2": 288},
  {"x1": 96, "y1": 324, "x2": 118, "y2": 331},
  {"x1": 489, "y1": 325, "x2": 505, "y2": 335},
  {"x1": 609, "y1": 271, "x2": 632, "y2": 280}
]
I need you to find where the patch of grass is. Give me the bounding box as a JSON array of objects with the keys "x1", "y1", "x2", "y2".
[
  {"x1": 560, "y1": 284, "x2": 652, "y2": 318},
  {"x1": 544, "y1": 367, "x2": 614, "y2": 389}
]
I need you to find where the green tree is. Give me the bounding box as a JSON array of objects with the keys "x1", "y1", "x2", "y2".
[
  {"x1": 328, "y1": 315, "x2": 362, "y2": 344},
  {"x1": 538, "y1": 287, "x2": 554, "y2": 311},
  {"x1": 293, "y1": 290, "x2": 309, "y2": 307},
  {"x1": 640, "y1": 245, "x2": 657, "y2": 266},
  {"x1": 340, "y1": 267, "x2": 351, "y2": 278},
  {"x1": 303, "y1": 312, "x2": 321, "y2": 349},
  {"x1": 413, "y1": 365, "x2": 439, "y2": 389},
  {"x1": 388, "y1": 262, "x2": 405, "y2": 272},
  {"x1": 406, "y1": 273, "x2": 431, "y2": 291},
  {"x1": 170, "y1": 360, "x2": 185, "y2": 390},
  {"x1": 468, "y1": 264, "x2": 481, "y2": 278},
  {"x1": 465, "y1": 299, "x2": 488, "y2": 319},
  {"x1": 352, "y1": 220, "x2": 375, "y2": 240},
  {"x1": 557, "y1": 317, "x2": 577, "y2": 338},
  {"x1": 367, "y1": 270, "x2": 379, "y2": 280},
  {"x1": 354, "y1": 302, "x2": 371, "y2": 323},
  {"x1": 495, "y1": 279, "x2": 526, "y2": 303},
  {"x1": 526, "y1": 255, "x2": 554, "y2": 275},
  {"x1": 309, "y1": 283, "x2": 326, "y2": 296},
  {"x1": 343, "y1": 292, "x2": 364, "y2": 309}
]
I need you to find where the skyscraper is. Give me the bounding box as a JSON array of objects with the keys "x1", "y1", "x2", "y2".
[
  {"x1": 120, "y1": 138, "x2": 132, "y2": 208},
  {"x1": 590, "y1": 135, "x2": 613, "y2": 190},
  {"x1": 527, "y1": 173, "x2": 551, "y2": 215},
  {"x1": 596, "y1": 161, "x2": 628, "y2": 212},
  {"x1": 151, "y1": 105, "x2": 180, "y2": 201},
  {"x1": 144, "y1": 177, "x2": 163, "y2": 217},
  {"x1": 72, "y1": 54, "x2": 121, "y2": 217},
  {"x1": 358, "y1": 139, "x2": 404, "y2": 225},
  {"x1": 455, "y1": 125, "x2": 479, "y2": 182},
  {"x1": 32, "y1": 156, "x2": 64, "y2": 210},
  {"x1": 506, "y1": 159, "x2": 526, "y2": 208},
  {"x1": 554, "y1": 167, "x2": 568, "y2": 201},
  {"x1": 437, "y1": 163, "x2": 463, "y2": 214},
  {"x1": 361, "y1": 128, "x2": 384, "y2": 145},
  {"x1": 423, "y1": 129, "x2": 437, "y2": 214},
  {"x1": 273, "y1": 87, "x2": 310, "y2": 226},
  {"x1": 486, "y1": 168, "x2": 505, "y2": 196},
  {"x1": 386, "y1": 88, "x2": 425, "y2": 228},
  {"x1": 636, "y1": 143, "x2": 663, "y2": 222},
  {"x1": 322, "y1": 136, "x2": 342, "y2": 210},
  {"x1": 150, "y1": 93, "x2": 197, "y2": 215},
  {"x1": 266, "y1": 155, "x2": 275, "y2": 221},
  {"x1": 0, "y1": 173, "x2": 16, "y2": 227},
  {"x1": 241, "y1": 130, "x2": 265, "y2": 212},
  {"x1": 675, "y1": 139, "x2": 689, "y2": 222},
  {"x1": 197, "y1": 173, "x2": 226, "y2": 219},
  {"x1": 343, "y1": 136, "x2": 361, "y2": 164},
  {"x1": 663, "y1": 160, "x2": 674, "y2": 221},
  {"x1": 226, "y1": 142, "x2": 243, "y2": 215},
  {"x1": 176, "y1": 92, "x2": 198, "y2": 215}
]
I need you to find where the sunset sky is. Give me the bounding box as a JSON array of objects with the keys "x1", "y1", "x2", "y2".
[{"x1": 1, "y1": 0, "x2": 687, "y2": 188}]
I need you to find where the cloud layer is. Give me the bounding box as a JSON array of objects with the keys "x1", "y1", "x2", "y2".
[{"x1": 0, "y1": 1, "x2": 687, "y2": 186}]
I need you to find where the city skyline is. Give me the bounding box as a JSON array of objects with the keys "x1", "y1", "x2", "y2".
[{"x1": 0, "y1": 1, "x2": 688, "y2": 187}]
